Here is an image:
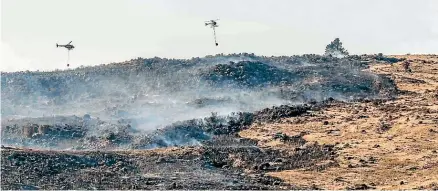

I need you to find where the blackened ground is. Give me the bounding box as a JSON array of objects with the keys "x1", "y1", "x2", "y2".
[
  {"x1": 1, "y1": 53, "x2": 400, "y2": 120},
  {"x1": 1, "y1": 145, "x2": 305, "y2": 190},
  {"x1": 202, "y1": 141, "x2": 337, "y2": 172},
  {"x1": 253, "y1": 104, "x2": 311, "y2": 123},
  {"x1": 200, "y1": 61, "x2": 301, "y2": 88},
  {"x1": 1, "y1": 104, "x2": 313, "y2": 150},
  {"x1": 0, "y1": 102, "x2": 339, "y2": 190},
  {"x1": 1, "y1": 133, "x2": 336, "y2": 190}
]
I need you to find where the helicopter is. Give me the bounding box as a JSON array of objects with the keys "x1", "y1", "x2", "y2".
[
  {"x1": 56, "y1": 41, "x2": 75, "y2": 67},
  {"x1": 56, "y1": 41, "x2": 75, "y2": 50},
  {"x1": 205, "y1": 19, "x2": 219, "y2": 46}
]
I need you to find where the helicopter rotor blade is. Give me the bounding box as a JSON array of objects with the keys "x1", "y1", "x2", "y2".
[{"x1": 205, "y1": 19, "x2": 219, "y2": 23}]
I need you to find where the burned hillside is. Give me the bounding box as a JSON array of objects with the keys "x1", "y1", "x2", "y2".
[
  {"x1": 1, "y1": 51, "x2": 414, "y2": 189},
  {"x1": 1, "y1": 52, "x2": 400, "y2": 150},
  {"x1": 2, "y1": 53, "x2": 399, "y2": 119}
]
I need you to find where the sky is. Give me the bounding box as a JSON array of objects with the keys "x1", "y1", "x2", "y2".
[{"x1": 1, "y1": 0, "x2": 438, "y2": 72}]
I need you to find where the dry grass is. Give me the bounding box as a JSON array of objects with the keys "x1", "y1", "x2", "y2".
[{"x1": 239, "y1": 55, "x2": 438, "y2": 189}]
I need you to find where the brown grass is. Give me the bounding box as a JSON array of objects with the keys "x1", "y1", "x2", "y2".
[{"x1": 239, "y1": 55, "x2": 438, "y2": 189}]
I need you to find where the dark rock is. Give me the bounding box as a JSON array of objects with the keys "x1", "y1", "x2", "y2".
[
  {"x1": 377, "y1": 121, "x2": 391, "y2": 133},
  {"x1": 156, "y1": 157, "x2": 166, "y2": 164},
  {"x1": 259, "y1": 163, "x2": 270, "y2": 170},
  {"x1": 346, "y1": 184, "x2": 375, "y2": 190}
]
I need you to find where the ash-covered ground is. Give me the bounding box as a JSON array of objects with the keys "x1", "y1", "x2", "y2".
[
  {"x1": 1, "y1": 52, "x2": 403, "y2": 189},
  {"x1": 1, "y1": 53, "x2": 399, "y2": 149}
]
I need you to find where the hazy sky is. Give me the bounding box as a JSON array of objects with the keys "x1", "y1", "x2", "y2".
[{"x1": 1, "y1": 0, "x2": 438, "y2": 72}]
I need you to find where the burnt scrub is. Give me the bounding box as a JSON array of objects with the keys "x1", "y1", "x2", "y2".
[
  {"x1": 1, "y1": 52, "x2": 403, "y2": 189},
  {"x1": 1, "y1": 135, "x2": 336, "y2": 190},
  {"x1": 1, "y1": 147, "x2": 305, "y2": 190},
  {"x1": 0, "y1": 103, "x2": 334, "y2": 189}
]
